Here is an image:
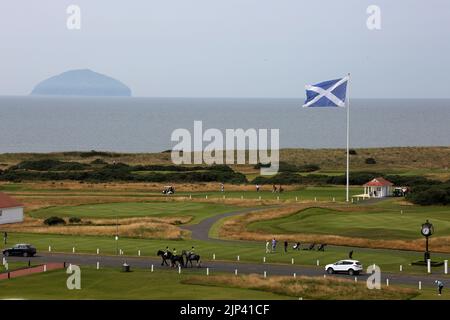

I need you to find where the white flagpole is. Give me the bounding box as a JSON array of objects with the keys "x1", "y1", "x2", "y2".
[{"x1": 346, "y1": 73, "x2": 350, "y2": 202}]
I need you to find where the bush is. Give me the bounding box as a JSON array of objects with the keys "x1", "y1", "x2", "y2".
[
  {"x1": 68, "y1": 217, "x2": 82, "y2": 224},
  {"x1": 44, "y1": 216, "x2": 66, "y2": 226},
  {"x1": 365, "y1": 158, "x2": 377, "y2": 164},
  {"x1": 349, "y1": 149, "x2": 357, "y2": 155},
  {"x1": 90, "y1": 158, "x2": 107, "y2": 165},
  {"x1": 407, "y1": 184, "x2": 450, "y2": 205}
]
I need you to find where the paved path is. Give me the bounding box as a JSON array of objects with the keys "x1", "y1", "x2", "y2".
[
  {"x1": 181, "y1": 205, "x2": 277, "y2": 241},
  {"x1": 7, "y1": 252, "x2": 442, "y2": 288},
  {"x1": 0, "y1": 263, "x2": 64, "y2": 280}
]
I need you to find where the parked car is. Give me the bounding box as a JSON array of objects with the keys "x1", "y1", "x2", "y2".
[
  {"x1": 2, "y1": 244, "x2": 37, "y2": 257},
  {"x1": 325, "y1": 259, "x2": 363, "y2": 275}
]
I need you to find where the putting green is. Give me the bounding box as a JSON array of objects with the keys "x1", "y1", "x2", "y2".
[
  {"x1": 30, "y1": 202, "x2": 238, "y2": 224},
  {"x1": 247, "y1": 206, "x2": 450, "y2": 240}
]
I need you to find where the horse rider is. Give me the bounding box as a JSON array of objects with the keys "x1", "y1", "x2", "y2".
[
  {"x1": 164, "y1": 246, "x2": 169, "y2": 257},
  {"x1": 173, "y1": 248, "x2": 177, "y2": 256}
]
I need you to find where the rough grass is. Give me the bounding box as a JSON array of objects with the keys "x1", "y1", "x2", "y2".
[
  {"x1": 1, "y1": 146, "x2": 450, "y2": 179},
  {"x1": 183, "y1": 274, "x2": 419, "y2": 300},
  {"x1": 1, "y1": 216, "x2": 190, "y2": 240}
]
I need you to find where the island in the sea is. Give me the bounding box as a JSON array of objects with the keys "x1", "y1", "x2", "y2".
[{"x1": 30, "y1": 69, "x2": 132, "y2": 97}]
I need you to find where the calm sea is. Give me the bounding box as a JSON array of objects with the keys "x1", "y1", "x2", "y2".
[{"x1": 0, "y1": 96, "x2": 449, "y2": 153}]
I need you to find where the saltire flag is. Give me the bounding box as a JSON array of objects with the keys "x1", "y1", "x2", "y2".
[{"x1": 302, "y1": 76, "x2": 349, "y2": 108}]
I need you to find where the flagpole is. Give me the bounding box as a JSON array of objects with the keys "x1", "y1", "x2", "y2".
[{"x1": 346, "y1": 73, "x2": 350, "y2": 202}]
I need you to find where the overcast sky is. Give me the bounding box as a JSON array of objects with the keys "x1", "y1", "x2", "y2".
[{"x1": 1, "y1": 0, "x2": 449, "y2": 98}]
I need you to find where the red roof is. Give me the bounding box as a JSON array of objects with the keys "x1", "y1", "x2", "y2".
[
  {"x1": 0, "y1": 192, "x2": 23, "y2": 209},
  {"x1": 363, "y1": 177, "x2": 394, "y2": 187}
]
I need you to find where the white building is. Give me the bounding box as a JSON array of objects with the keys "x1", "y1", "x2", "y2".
[
  {"x1": 363, "y1": 177, "x2": 394, "y2": 198},
  {"x1": 0, "y1": 192, "x2": 24, "y2": 224}
]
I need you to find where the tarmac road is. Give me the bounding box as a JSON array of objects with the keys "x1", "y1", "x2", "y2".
[{"x1": 7, "y1": 251, "x2": 443, "y2": 289}]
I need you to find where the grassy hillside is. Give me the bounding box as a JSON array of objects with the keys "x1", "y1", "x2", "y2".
[{"x1": 1, "y1": 147, "x2": 449, "y2": 180}]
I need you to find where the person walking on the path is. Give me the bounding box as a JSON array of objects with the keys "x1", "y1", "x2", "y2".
[
  {"x1": 3, "y1": 232, "x2": 7, "y2": 245},
  {"x1": 435, "y1": 280, "x2": 444, "y2": 296},
  {"x1": 349, "y1": 250, "x2": 353, "y2": 259},
  {"x1": 284, "y1": 241, "x2": 288, "y2": 253},
  {"x1": 265, "y1": 240, "x2": 270, "y2": 254},
  {"x1": 271, "y1": 238, "x2": 277, "y2": 252},
  {"x1": 256, "y1": 184, "x2": 260, "y2": 192}
]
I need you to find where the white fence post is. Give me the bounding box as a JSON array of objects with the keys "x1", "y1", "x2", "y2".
[
  {"x1": 138, "y1": 250, "x2": 141, "y2": 256},
  {"x1": 419, "y1": 281, "x2": 422, "y2": 290},
  {"x1": 386, "y1": 278, "x2": 389, "y2": 286},
  {"x1": 213, "y1": 253, "x2": 216, "y2": 260},
  {"x1": 237, "y1": 255, "x2": 240, "y2": 261},
  {"x1": 235, "y1": 269, "x2": 238, "y2": 276},
  {"x1": 445, "y1": 260, "x2": 448, "y2": 274},
  {"x1": 43, "y1": 264, "x2": 47, "y2": 272},
  {"x1": 316, "y1": 259, "x2": 320, "y2": 266},
  {"x1": 72, "y1": 247, "x2": 75, "y2": 253},
  {"x1": 178, "y1": 266, "x2": 181, "y2": 274},
  {"x1": 206, "y1": 268, "x2": 209, "y2": 276},
  {"x1": 263, "y1": 271, "x2": 267, "y2": 278},
  {"x1": 96, "y1": 248, "x2": 99, "y2": 255},
  {"x1": 400, "y1": 265, "x2": 403, "y2": 272},
  {"x1": 96, "y1": 262, "x2": 99, "y2": 270},
  {"x1": 48, "y1": 245, "x2": 51, "y2": 252},
  {"x1": 151, "y1": 264, "x2": 154, "y2": 272},
  {"x1": 293, "y1": 273, "x2": 296, "y2": 278},
  {"x1": 263, "y1": 256, "x2": 266, "y2": 263},
  {"x1": 427, "y1": 259, "x2": 431, "y2": 274},
  {"x1": 291, "y1": 258, "x2": 294, "y2": 265}
]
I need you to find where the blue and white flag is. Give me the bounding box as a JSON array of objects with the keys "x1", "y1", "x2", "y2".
[{"x1": 303, "y1": 76, "x2": 349, "y2": 108}]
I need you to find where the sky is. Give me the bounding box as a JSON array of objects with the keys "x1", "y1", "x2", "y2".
[{"x1": 1, "y1": 0, "x2": 450, "y2": 98}]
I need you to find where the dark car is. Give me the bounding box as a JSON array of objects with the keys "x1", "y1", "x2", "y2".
[{"x1": 2, "y1": 244, "x2": 37, "y2": 257}]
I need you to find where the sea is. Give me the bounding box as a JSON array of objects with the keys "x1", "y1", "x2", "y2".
[{"x1": 0, "y1": 96, "x2": 449, "y2": 153}]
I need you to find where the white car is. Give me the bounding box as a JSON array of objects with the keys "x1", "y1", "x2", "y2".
[{"x1": 325, "y1": 260, "x2": 363, "y2": 275}]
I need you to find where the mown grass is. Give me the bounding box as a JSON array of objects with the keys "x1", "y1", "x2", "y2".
[
  {"x1": 0, "y1": 267, "x2": 288, "y2": 300},
  {"x1": 30, "y1": 201, "x2": 239, "y2": 224},
  {"x1": 3, "y1": 232, "x2": 450, "y2": 275},
  {"x1": 247, "y1": 206, "x2": 450, "y2": 240}
]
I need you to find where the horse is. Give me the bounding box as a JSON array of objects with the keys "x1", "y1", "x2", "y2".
[
  {"x1": 157, "y1": 250, "x2": 172, "y2": 266},
  {"x1": 170, "y1": 254, "x2": 184, "y2": 268},
  {"x1": 182, "y1": 250, "x2": 201, "y2": 268}
]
